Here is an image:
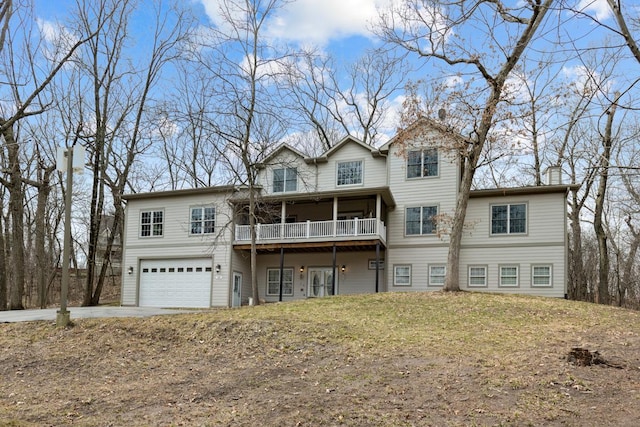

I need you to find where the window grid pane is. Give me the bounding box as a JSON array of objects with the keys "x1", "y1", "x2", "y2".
[
  {"x1": 405, "y1": 207, "x2": 421, "y2": 235},
  {"x1": 267, "y1": 268, "x2": 294, "y2": 296},
  {"x1": 394, "y1": 266, "x2": 411, "y2": 285},
  {"x1": 422, "y1": 206, "x2": 438, "y2": 234},
  {"x1": 285, "y1": 168, "x2": 297, "y2": 192},
  {"x1": 469, "y1": 267, "x2": 487, "y2": 286},
  {"x1": 533, "y1": 266, "x2": 551, "y2": 286},
  {"x1": 500, "y1": 266, "x2": 518, "y2": 286},
  {"x1": 407, "y1": 151, "x2": 422, "y2": 178},
  {"x1": 191, "y1": 207, "x2": 216, "y2": 235},
  {"x1": 337, "y1": 161, "x2": 362, "y2": 185},
  {"x1": 273, "y1": 169, "x2": 285, "y2": 192},
  {"x1": 491, "y1": 205, "x2": 508, "y2": 234},
  {"x1": 423, "y1": 149, "x2": 438, "y2": 177},
  {"x1": 509, "y1": 204, "x2": 526, "y2": 233},
  {"x1": 141, "y1": 210, "x2": 163, "y2": 237},
  {"x1": 429, "y1": 266, "x2": 446, "y2": 285}
]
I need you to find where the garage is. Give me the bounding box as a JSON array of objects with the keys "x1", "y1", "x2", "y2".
[{"x1": 139, "y1": 258, "x2": 212, "y2": 308}]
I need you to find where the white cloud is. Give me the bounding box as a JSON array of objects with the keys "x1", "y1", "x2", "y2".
[
  {"x1": 576, "y1": 0, "x2": 612, "y2": 21},
  {"x1": 36, "y1": 18, "x2": 79, "y2": 64},
  {"x1": 198, "y1": 0, "x2": 393, "y2": 47},
  {"x1": 561, "y1": 64, "x2": 612, "y2": 96}
]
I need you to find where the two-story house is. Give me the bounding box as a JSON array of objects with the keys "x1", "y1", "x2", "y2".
[{"x1": 120, "y1": 120, "x2": 576, "y2": 308}]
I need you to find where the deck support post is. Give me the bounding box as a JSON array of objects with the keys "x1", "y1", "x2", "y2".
[
  {"x1": 375, "y1": 241, "x2": 380, "y2": 293},
  {"x1": 279, "y1": 246, "x2": 284, "y2": 302},
  {"x1": 332, "y1": 243, "x2": 337, "y2": 296}
]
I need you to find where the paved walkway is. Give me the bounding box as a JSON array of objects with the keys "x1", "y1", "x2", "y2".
[{"x1": 0, "y1": 306, "x2": 194, "y2": 323}]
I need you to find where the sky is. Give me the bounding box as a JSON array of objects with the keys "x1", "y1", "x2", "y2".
[
  {"x1": 31, "y1": 0, "x2": 619, "y2": 108},
  {"x1": 28, "y1": 0, "x2": 631, "y2": 160}
]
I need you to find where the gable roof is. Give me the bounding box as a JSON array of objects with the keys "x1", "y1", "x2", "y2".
[
  {"x1": 378, "y1": 116, "x2": 470, "y2": 153},
  {"x1": 258, "y1": 143, "x2": 308, "y2": 168},
  {"x1": 305, "y1": 135, "x2": 381, "y2": 164}
]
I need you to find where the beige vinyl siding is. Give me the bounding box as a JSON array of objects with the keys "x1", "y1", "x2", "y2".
[
  {"x1": 459, "y1": 245, "x2": 565, "y2": 298},
  {"x1": 258, "y1": 150, "x2": 317, "y2": 195},
  {"x1": 315, "y1": 144, "x2": 387, "y2": 191},
  {"x1": 385, "y1": 142, "x2": 458, "y2": 247},
  {"x1": 255, "y1": 250, "x2": 385, "y2": 302},
  {"x1": 386, "y1": 246, "x2": 448, "y2": 291},
  {"x1": 464, "y1": 193, "x2": 566, "y2": 246},
  {"x1": 231, "y1": 249, "x2": 251, "y2": 304},
  {"x1": 121, "y1": 193, "x2": 234, "y2": 307}
]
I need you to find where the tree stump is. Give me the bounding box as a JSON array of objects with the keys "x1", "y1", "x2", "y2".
[{"x1": 567, "y1": 347, "x2": 606, "y2": 366}]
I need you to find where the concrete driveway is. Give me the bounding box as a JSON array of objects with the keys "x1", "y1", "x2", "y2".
[{"x1": 0, "y1": 306, "x2": 195, "y2": 323}]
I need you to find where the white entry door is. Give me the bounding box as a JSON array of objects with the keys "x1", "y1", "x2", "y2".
[
  {"x1": 232, "y1": 272, "x2": 242, "y2": 307},
  {"x1": 308, "y1": 268, "x2": 336, "y2": 297}
]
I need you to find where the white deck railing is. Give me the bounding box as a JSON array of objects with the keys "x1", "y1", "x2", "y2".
[{"x1": 235, "y1": 217, "x2": 386, "y2": 243}]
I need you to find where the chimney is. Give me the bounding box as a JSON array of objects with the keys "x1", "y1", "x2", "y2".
[{"x1": 544, "y1": 166, "x2": 561, "y2": 185}]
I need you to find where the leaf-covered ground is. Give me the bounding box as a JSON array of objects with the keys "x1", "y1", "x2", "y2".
[{"x1": 2, "y1": 292, "x2": 640, "y2": 426}]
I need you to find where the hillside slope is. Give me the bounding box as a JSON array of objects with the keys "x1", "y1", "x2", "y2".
[{"x1": 1, "y1": 292, "x2": 639, "y2": 426}]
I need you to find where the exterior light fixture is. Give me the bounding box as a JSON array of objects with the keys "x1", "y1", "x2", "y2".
[
  {"x1": 299, "y1": 266, "x2": 304, "y2": 273},
  {"x1": 341, "y1": 265, "x2": 346, "y2": 273},
  {"x1": 127, "y1": 266, "x2": 134, "y2": 275},
  {"x1": 215, "y1": 264, "x2": 221, "y2": 273}
]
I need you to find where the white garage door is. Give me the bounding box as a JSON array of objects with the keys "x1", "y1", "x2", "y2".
[{"x1": 139, "y1": 259, "x2": 212, "y2": 308}]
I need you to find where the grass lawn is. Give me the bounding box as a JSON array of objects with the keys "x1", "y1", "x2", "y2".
[{"x1": 1, "y1": 291, "x2": 640, "y2": 426}]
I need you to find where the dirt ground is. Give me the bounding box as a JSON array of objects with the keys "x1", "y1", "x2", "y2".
[{"x1": 1, "y1": 293, "x2": 640, "y2": 426}]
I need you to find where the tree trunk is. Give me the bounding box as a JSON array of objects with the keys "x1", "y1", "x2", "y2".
[
  {"x1": 593, "y1": 95, "x2": 618, "y2": 305},
  {"x1": 1, "y1": 121, "x2": 25, "y2": 310},
  {"x1": 442, "y1": 0, "x2": 553, "y2": 291},
  {"x1": 249, "y1": 188, "x2": 259, "y2": 305},
  {"x1": 0, "y1": 208, "x2": 6, "y2": 311},
  {"x1": 568, "y1": 194, "x2": 588, "y2": 301}
]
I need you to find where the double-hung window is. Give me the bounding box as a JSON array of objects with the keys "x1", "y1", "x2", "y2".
[
  {"x1": 406, "y1": 206, "x2": 438, "y2": 235},
  {"x1": 140, "y1": 210, "x2": 163, "y2": 237},
  {"x1": 394, "y1": 265, "x2": 411, "y2": 286},
  {"x1": 407, "y1": 148, "x2": 438, "y2": 178},
  {"x1": 468, "y1": 266, "x2": 487, "y2": 287},
  {"x1": 266, "y1": 268, "x2": 293, "y2": 296},
  {"x1": 429, "y1": 265, "x2": 446, "y2": 286},
  {"x1": 500, "y1": 265, "x2": 519, "y2": 287},
  {"x1": 532, "y1": 265, "x2": 552, "y2": 287},
  {"x1": 190, "y1": 207, "x2": 215, "y2": 235},
  {"x1": 273, "y1": 167, "x2": 297, "y2": 192},
  {"x1": 337, "y1": 160, "x2": 363, "y2": 186},
  {"x1": 491, "y1": 203, "x2": 527, "y2": 235}
]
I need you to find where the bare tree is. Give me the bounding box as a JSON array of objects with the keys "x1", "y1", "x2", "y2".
[
  {"x1": 0, "y1": 1, "x2": 100, "y2": 309},
  {"x1": 64, "y1": 0, "x2": 191, "y2": 306},
  {"x1": 285, "y1": 48, "x2": 406, "y2": 151},
  {"x1": 190, "y1": 0, "x2": 295, "y2": 305},
  {"x1": 377, "y1": 0, "x2": 554, "y2": 291}
]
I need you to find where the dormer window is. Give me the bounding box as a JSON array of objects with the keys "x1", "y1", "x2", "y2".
[
  {"x1": 337, "y1": 160, "x2": 363, "y2": 186},
  {"x1": 273, "y1": 167, "x2": 297, "y2": 192},
  {"x1": 407, "y1": 148, "x2": 438, "y2": 178}
]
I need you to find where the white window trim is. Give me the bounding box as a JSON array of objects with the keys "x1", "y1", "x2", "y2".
[
  {"x1": 499, "y1": 264, "x2": 520, "y2": 287},
  {"x1": 490, "y1": 202, "x2": 528, "y2": 236},
  {"x1": 405, "y1": 205, "x2": 439, "y2": 236},
  {"x1": 531, "y1": 264, "x2": 553, "y2": 287},
  {"x1": 468, "y1": 265, "x2": 488, "y2": 288},
  {"x1": 428, "y1": 264, "x2": 446, "y2": 287},
  {"x1": 406, "y1": 148, "x2": 439, "y2": 179},
  {"x1": 272, "y1": 167, "x2": 298, "y2": 193},
  {"x1": 140, "y1": 209, "x2": 164, "y2": 238},
  {"x1": 266, "y1": 268, "x2": 294, "y2": 296},
  {"x1": 336, "y1": 159, "x2": 364, "y2": 187},
  {"x1": 393, "y1": 264, "x2": 412, "y2": 287},
  {"x1": 189, "y1": 206, "x2": 216, "y2": 236}
]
